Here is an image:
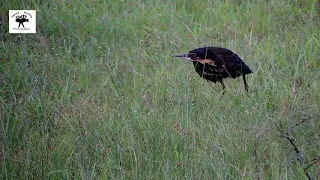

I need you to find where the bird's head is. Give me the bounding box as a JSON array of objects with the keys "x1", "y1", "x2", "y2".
[
  {"x1": 174, "y1": 47, "x2": 213, "y2": 61},
  {"x1": 174, "y1": 48, "x2": 216, "y2": 65}
]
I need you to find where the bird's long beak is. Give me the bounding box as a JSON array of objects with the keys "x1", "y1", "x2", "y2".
[
  {"x1": 174, "y1": 54, "x2": 187, "y2": 58},
  {"x1": 173, "y1": 54, "x2": 192, "y2": 61}
]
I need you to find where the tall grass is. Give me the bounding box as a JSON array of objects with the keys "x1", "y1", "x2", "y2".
[{"x1": 1, "y1": 0, "x2": 319, "y2": 179}]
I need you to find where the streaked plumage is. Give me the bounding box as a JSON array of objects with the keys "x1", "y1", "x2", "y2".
[{"x1": 174, "y1": 46, "x2": 252, "y2": 92}]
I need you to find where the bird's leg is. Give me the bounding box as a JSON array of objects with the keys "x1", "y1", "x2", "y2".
[
  {"x1": 243, "y1": 75, "x2": 249, "y2": 92},
  {"x1": 220, "y1": 80, "x2": 226, "y2": 95}
]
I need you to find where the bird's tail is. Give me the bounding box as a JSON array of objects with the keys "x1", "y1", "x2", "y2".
[{"x1": 242, "y1": 63, "x2": 253, "y2": 74}]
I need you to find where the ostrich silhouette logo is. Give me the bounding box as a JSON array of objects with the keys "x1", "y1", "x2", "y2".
[{"x1": 15, "y1": 14, "x2": 29, "y2": 28}]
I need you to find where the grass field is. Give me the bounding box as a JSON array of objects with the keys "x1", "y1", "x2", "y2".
[{"x1": 1, "y1": 0, "x2": 320, "y2": 179}]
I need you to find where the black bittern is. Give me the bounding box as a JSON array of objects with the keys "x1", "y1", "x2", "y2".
[{"x1": 174, "y1": 46, "x2": 252, "y2": 92}]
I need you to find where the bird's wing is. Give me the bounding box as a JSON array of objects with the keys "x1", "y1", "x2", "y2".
[
  {"x1": 209, "y1": 47, "x2": 243, "y2": 68},
  {"x1": 209, "y1": 47, "x2": 235, "y2": 57}
]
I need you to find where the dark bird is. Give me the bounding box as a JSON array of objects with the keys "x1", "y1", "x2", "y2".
[{"x1": 174, "y1": 46, "x2": 252, "y2": 92}]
